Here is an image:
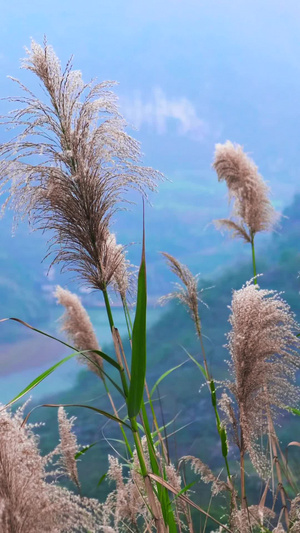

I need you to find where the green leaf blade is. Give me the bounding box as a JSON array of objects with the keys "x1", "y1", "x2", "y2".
[
  {"x1": 150, "y1": 360, "x2": 187, "y2": 399},
  {"x1": 128, "y1": 209, "x2": 147, "y2": 419}
]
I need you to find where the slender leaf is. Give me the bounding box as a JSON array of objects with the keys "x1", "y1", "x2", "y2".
[
  {"x1": 128, "y1": 204, "x2": 147, "y2": 419},
  {"x1": 152, "y1": 413, "x2": 180, "y2": 438},
  {"x1": 23, "y1": 403, "x2": 133, "y2": 430},
  {"x1": 45, "y1": 404, "x2": 133, "y2": 429},
  {"x1": 168, "y1": 481, "x2": 196, "y2": 504},
  {"x1": 5, "y1": 351, "x2": 80, "y2": 408},
  {"x1": 4, "y1": 347, "x2": 123, "y2": 409},
  {"x1": 0, "y1": 317, "x2": 121, "y2": 370},
  {"x1": 75, "y1": 443, "x2": 97, "y2": 460},
  {"x1": 287, "y1": 406, "x2": 300, "y2": 416},
  {"x1": 97, "y1": 473, "x2": 107, "y2": 487},
  {"x1": 181, "y1": 346, "x2": 208, "y2": 381},
  {"x1": 150, "y1": 360, "x2": 188, "y2": 398}
]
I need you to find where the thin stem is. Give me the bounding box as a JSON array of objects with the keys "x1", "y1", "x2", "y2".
[
  {"x1": 131, "y1": 418, "x2": 167, "y2": 533},
  {"x1": 103, "y1": 287, "x2": 115, "y2": 330},
  {"x1": 251, "y1": 233, "x2": 258, "y2": 285},
  {"x1": 195, "y1": 318, "x2": 210, "y2": 379},
  {"x1": 122, "y1": 296, "x2": 132, "y2": 341},
  {"x1": 196, "y1": 323, "x2": 232, "y2": 484},
  {"x1": 269, "y1": 419, "x2": 289, "y2": 529},
  {"x1": 111, "y1": 327, "x2": 129, "y2": 397},
  {"x1": 124, "y1": 296, "x2": 133, "y2": 332},
  {"x1": 106, "y1": 389, "x2": 133, "y2": 458},
  {"x1": 240, "y1": 433, "x2": 246, "y2": 510}
]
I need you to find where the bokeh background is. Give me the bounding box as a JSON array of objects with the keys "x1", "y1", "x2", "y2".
[{"x1": 1, "y1": 1, "x2": 300, "y2": 524}]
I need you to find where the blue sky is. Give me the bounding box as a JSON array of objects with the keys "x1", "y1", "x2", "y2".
[
  {"x1": 1, "y1": 1, "x2": 300, "y2": 201},
  {"x1": 1, "y1": 1, "x2": 300, "y2": 388}
]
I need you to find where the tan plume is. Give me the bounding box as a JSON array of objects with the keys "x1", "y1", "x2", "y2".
[
  {"x1": 54, "y1": 285, "x2": 103, "y2": 378},
  {"x1": 213, "y1": 141, "x2": 278, "y2": 241},
  {"x1": 0, "y1": 39, "x2": 163, "y2": 291}
]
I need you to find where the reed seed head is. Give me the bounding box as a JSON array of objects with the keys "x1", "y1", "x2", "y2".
[
  {"x1": 54, "y1": 285, "x2": 103, "y2": 378},
  {"x1": 0, "y1": 39, "x2": 163, "y2": 291},
  {"x1": 226, "y1": 280, "x2": 300, "y2": 476},
  {"x1": 159, "y1": 252, "x2": 211, "y2": 337},
  {"x1": 213, "y1": 141, "x2": 278, "y2": 241}
]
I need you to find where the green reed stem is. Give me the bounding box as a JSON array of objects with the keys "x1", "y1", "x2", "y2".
[
  {"x1": 123, "y1": 302, "x2": 132, "y2": 340},
  {"x1": 196, "y1": 323, "x2": 232, "y2": 483},
  {"x1": 103, "y1": 287, "x2": 115, "y2": 330},
  {"x1": 251, "y1": 233, "x2": 258, "y2": 285},
  {"x1": 125, "y1": 298, "x2": 133, "y2": 331}
]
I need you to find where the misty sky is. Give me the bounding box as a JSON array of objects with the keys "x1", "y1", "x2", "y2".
[
  {"x1": 1, "y1": 1, "x2": 300, "y2": 269},
  {"x1": 0, "y1": 1, "x2": 300, "y2": 204}
]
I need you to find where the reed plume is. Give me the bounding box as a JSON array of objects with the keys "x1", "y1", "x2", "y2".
[
  {"x1": 230, "y1": 506, "x2": 275, "y2": 533},
  {"x1": 0, "y1": 39, "x2": 162, "y2": 291},
  {"x1": 225, "y1": 279, "x2": 300, "y2": 477},
  {"x1": 57, "y1": 407, "x2": 80, "y2": 490},
  {"x1": 179, "y1": 456, "x2": 228, "y2": 496},
  {"x1": 159, "y1": 252, "x2": 209, "y2": 338},
  {"x1": 104, "y1": 231, "x2": 136, "y2": 301},
  {"x1": 102, "y1": 440, "x2": 186, "y2": 531},
  {"x1": 0, "y1": 403, "x2": 102, "y2": 532},
  {"x1": 54, "y1": 285, "x2": 103, "y2": 377},
  {"x1": 289, "y1": 494, "x2": 300, "y2": 532},
  {"x1": 213, "y1": 141, "x2": 278, "y2": 242}
]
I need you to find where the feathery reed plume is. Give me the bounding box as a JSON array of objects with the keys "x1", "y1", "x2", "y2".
[
  {"x1": 225, "y1": 279, "x2": 300, "y2": 477},
  {"x1": 218, "y1": 392, "x2": 239, "y2": 449},
  {"x1": 0, "y1": 403, "x2": 102, "y2": 532},
  {"x1": 57, "y1": 407, "x2": 80, "y2": 490},
  {"x1": 230, "y1": 506, "x2": 275, "y2": 533},
  {"x1": 54, "y1": 285, "x2": 103, "y2": 377},
  {"x1": 272, "y1": 526, "x2": 285, "y2": 533},
  {"x1": 0, "y1": 39, "x2": 162, "y2": 291},
  {"x1": 159, "y1": 252, "x2": 209, "y2": 337},
  {"x1": 102, "y1": 443, "x2": 186, "y2": 531},
  {"x1": 289, "y1": 494, "x2": 300, "y2": 532},
  {"x1": 179, "y1": 456, "x2": 228, "y2": 496},
  {"x1": 213, "y1": 141, "x2": 278, "y2": 241},
  {"x1": 104, "y1": 231, "x2": 136, "y2": 301}
]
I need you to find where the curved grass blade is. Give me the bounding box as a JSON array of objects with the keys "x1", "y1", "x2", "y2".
[
  {"x1": 4, "y1": 348, "x2": 124, "y2": 409},
  {"x1": 4, "y1": 351, "x2": 80, "y2": 408},
  {"x1": 0, "y1": 317, "x2": 120, "y2": 370},
  {"x1": 23, "y1": 403, "x2": 132, "y2": 430},
  {"x1": 75, "y1": 443, "x2": 97, "y2": 460},
  {"x1": 168, "y1": 481, "x2": 196, "y2": 504},
  {"x1": 79, "y1": 351, "x2": 124, "y2": 398},
  {"x1": 152, "y1": 413, "x2": 180, "y2": 438},
  {"x1": 150, "y1": 360, "x2": 188, "y2": 398},
  {"x1": 128, "y1": 202, "x2": 147, "y2": 419},
  {"x1": 287, "y1": 406, "x2": 300, "y2": 416},
  {"x1": 97, "y1": 473, "x2": 107, "y2": 487},
  {"x1": 181, "y1": 346, "x2": 208, "y2": 381}
]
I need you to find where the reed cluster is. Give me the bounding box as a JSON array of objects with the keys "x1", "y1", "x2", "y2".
[{"x1": 0, "y1": 40, "x2": 299, "y2": 532}]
